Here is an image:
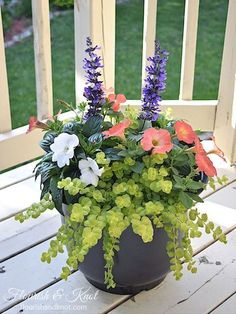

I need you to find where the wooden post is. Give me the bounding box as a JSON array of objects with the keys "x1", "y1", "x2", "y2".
[
  {"x1": 74, "y1": 0, "x2": 115, "y2": 104},
  {"x1": 32, "y1": 0, "x2": 53, "y2": 120},
  {"x1": 179, "y1": 0, "x2": 199, "y2": 100},
  {"x1": 0, "y1": 7, "x2": 12, "y2": 133},
  {"x1": 141, "y1": 0, "x2": 157, "y2": 85},
  {"x1": 214, "y1": 0, "x2": 236, "y2": 163}
]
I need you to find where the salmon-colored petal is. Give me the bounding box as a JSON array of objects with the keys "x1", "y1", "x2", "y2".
[
  {"x1": 27, "y1": 116, "x2": 38, "y2": 133},
  {"x1": 108, "y1": 94, "x2": 116, "y2": 102},
  {"x1": 174, "y1": 120, "x2": 196, "y2": 144},
  {"x1": 141, "y1": 128, "x2": 173, "y2": 154},
  {"x1": 195, "y1": 153, "x2": 217, "y2": 177},
  {"x1": 141, "y1": 135, "x2": 153, "y2": 151},
  {"x1": 102, "y1": 119, "x2": 130, "y2": 139},
  {"x1": 112, "y1": 102, "x2": 120, "y2": 112},
  {"x1": 152, "y1": 143, "x2": 173, "y2": 154},
  {"x1": 26, "y1": 117, "x2": 49, "y2": 134},
  {"x1": 116, "y1": 94, "x2": 126, "y2": 103},
  {"x1": 122, "y1": 119, "x2": 131, "y2": 128},
  {"x1": 194, "y1": 136, "x2": 206, "y2": 155}
]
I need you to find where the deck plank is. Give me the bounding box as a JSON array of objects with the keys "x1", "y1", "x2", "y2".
[
  {"x1": 0, "y1": 177, "x2": 40, "y2": 221},
  {"x1": 0, "y1": 160, "x2": 38, "y2": 189},
  {"x1": 0, "y1": 239, "x2": 67, "y2": 312},
  {"x1": 211, "y1": 293, "x2": 236, "y2": 314},
  {"x1": 0, "y1": 210, "x2": 60, "y2": 261},
  {"x1": 3, "y1": 270, "x2": 130, "y2": 314}
]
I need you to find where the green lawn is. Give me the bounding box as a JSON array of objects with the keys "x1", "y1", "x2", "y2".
[{"x1": 5, "y1": 0, "x2": 228, "y2": 129}]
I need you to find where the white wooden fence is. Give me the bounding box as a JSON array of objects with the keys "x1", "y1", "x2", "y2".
[{"x1": 0, "y1": 0, "x2": 236, "y2": 171}]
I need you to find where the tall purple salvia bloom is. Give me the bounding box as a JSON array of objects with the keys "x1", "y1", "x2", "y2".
[
  {"x1": 139, "y1": 41, "x2": 169, "y2": 121},
  {"x1": 83, "y1": 37, "x2": 105, "y2": 119}
]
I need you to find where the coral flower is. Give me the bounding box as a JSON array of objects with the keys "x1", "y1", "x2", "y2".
[
  {"x1": 103, "y1": 119, "x2": 130, "y2": 139},
  {"x1": 195, "y1": 153, "x2": 217, "y2": 177},
  {"x1": 174, "y1": 120, "x2": 196, "y2": 144},
  {"x1": 193, "y1": 136, "x2": 206, "y2": 155},
  {"x1": 141, "y1": 128, "x2": 173, "y2": 154},
  {"x1": 26, "y1": 116, "x2": 49, "y2": 133},
  {"x1": 108, "y1": 93, "x2": 126, "y2": 112}
]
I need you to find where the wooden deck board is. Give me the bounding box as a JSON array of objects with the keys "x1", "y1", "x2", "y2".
[
  {"x1": 3, "y1": 271, "x2": 130, "y2": 314},
  {"x1": 211, "y1": 293, "x2": 236, "y2": 314},
  {"x1": 0, "y1": 159, "x2": 235, "y2": 313},
  {"x1": 0, "y1": 239, "x2": 67, "y2": 312},
  {"x1": 0, "y1": 160, "x2": 37, "y2": 189},
  {"x1": 0, "y1": 177, "x2": 40, "y2": 221},
  {"x1": 0, "y1": 211, "x2": 60, "y2": 261}
]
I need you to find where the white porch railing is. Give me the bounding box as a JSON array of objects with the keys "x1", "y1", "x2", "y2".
[{"x1": 0, "y1": 0, "x2": 236, "y2": 171}]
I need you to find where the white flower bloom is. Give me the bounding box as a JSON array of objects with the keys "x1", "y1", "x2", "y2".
[
  {"x1": 79, "y1": 157, "x2": 104, "y2": 187},
  {"x1": 50, "y1": 133, "x2": 79, "y2": 168}
]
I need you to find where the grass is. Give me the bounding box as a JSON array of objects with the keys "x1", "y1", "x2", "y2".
[{"x1": 4, "y1": 0, "x2": 228, "y2": 129}]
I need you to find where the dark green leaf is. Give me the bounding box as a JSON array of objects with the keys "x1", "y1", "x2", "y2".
[
  {"x1": 64, "y1": 190, "x2": 80, "y2": 205},
  {"x1": 62, "y1": 121, "x2": 81, "y2": 134},
  {"x1": 178, "y1": 164, "x2": 191, "y2": 176},
  {"x1": 82, "y1": 115, "x2": 103, "y2": 137},
  {"x1": 117, "y1": 150, "x2": 129, "y2": 157},
  {"x1": 187, "y1": 192, "x2": 204, "y2": 203},
  {"x1": 103, "y1": 148, "x2": 123, "y2": 160},
  {"x1": 174, "y1": 154, "x2": 189, "y2": 162},
  {"x1": 171, "y1": 167, "x2": 179, "y2": 175},
  {"x1": 173, "y1": 175, "x2": 184, "y2": 185},
  {"x1": 88, "y1": 132, "x2": 103, "y2": 143},
  {"x1": 102, "y1": 121, "x2": 113, "y2": 131},
  {"x1": 131, "y1": 161, "x2": 144, "y2": 173},
  {"x1": 174, "y1": 183, "x2": 185, "y2": 190},
  {"x1": 50, "y1": 176, "x2": 63, "y2": 215},
  {"x1": 34, "y1": 153, "x2": 53, "y2": 171},
  {"x1": 179, "y1": 191, "x2": 193, "y2": 209},
  {"x1": 137, "y1": 119, "x2": 152, "y2": 131},
  {"x1": 40, "y1": 179, "x2": 50, "y2": 199},
  {"x1": 35, "y1": 161, "x2": 58, "y2": 183},
  {"x1": 127, "y1": 133, "x2": 143, "y2": 142},
  {"x1": 186, "y1": 181, "x2": 204, "y2": 190},
  {"x1": 40, "y1": 132, "x2": 57, "y2": 152}
]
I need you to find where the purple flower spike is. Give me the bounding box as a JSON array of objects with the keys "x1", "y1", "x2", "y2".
[
  {"x1": 83, "y1": 37, "x2": 105, "y2": 119},
  {"x1": 139, "y1": 41, "x2": 169, "y2": 122}
]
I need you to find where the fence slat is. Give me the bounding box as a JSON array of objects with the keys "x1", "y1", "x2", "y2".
[
  {"x1": 214, "y1": 0, "x2": 236, "y2": 163},
  {"x1": 74, "y1": 0, "x2": 115, "y2": 104},
  {"x1": 0, "y1": 7, "x2": 12, "y2": 133},
  {"x1": 179, "y1": 0, "x2": 199, "y2": 100},
  {"x1": 141, "y1": 0, "x2": 157, "y2": 84},
  {"x1": 32, "y1": 0, "x2": 53, "y2": 120}
]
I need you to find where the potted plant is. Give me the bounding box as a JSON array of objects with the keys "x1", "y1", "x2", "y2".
[{"x1": 16, "y1": 38, "x2": 228, "y2": 295}]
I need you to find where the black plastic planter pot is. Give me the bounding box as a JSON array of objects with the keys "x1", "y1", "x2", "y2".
[{"x1": 61, "y1": 205, "x2": 170, "y2": 295}]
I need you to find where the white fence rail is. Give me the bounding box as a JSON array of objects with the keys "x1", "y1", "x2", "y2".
[
  {"x1": 0, "y1": 0, "x2": 235, "y2": 171},
  {"x1": 32, "y1": 0, "x2": 53, "y2": 120},
  {"x1": 179, "y1": 0, "x2": 199, "y2": 100}
]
